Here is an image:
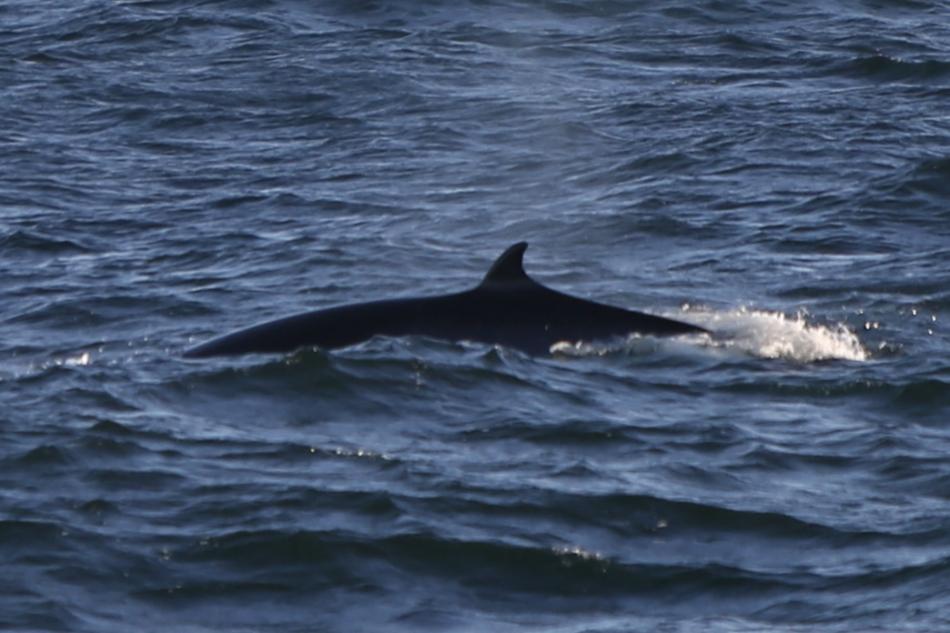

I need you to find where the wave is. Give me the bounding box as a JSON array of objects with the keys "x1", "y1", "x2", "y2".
[
  {"x1": 165, "y1": 528, "x2": 798, "y2": 598},
  {"x1": 892, "y1": 156, "x2": 950, "y2": 201},
  {"x1": 841, "y1": 54, "x2": 950, "y2": 83},
  {"x1": 0, "y1": 228, "x2": 94, "y2": 255}
]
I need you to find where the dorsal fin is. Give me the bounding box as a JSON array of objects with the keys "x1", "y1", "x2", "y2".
[{"x1": 480, "y1": 242, "x2": 530, "y2": 285}]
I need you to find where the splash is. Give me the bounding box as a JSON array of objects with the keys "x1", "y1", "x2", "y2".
[
  {"x1": 551, "y1": 307, "x2": 868, "y2": 363},
  {"x1": 1, "y1": 351, "x2": 94, "y2": 383},
  {"x1": 60, "y1": 351, "x2": 92, "y2": 367},
  {"x1": 682, "y1": 306, "x2": 869, "y2": 362}
]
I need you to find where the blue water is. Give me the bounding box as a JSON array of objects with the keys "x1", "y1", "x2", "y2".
[{"x1": 2, "y1": 1, "x2": 949, "y2": 631}]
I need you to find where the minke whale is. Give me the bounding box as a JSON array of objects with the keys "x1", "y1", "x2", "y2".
[{"x1": 183, "y1": 242, "x2": 709, "y2": 358}]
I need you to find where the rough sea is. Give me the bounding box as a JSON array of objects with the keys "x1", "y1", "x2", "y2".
[{"x1": 2, "y1": 1, "x2": 949, "y2": 631}]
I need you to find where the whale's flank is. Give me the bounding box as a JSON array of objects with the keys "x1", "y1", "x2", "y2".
[{"x1": 183, "y1": 242, "x2": 708, "y2": 358}]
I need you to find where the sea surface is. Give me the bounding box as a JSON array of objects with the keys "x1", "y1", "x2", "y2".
[{"x1": 2, "y1": 1, "x2": 949, "y2": 631}]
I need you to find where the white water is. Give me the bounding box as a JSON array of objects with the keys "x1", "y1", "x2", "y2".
[
  {"x1": 551, "y1": 306, "x2": 868, "y2": 363},
  {"x1": 686, "y1": 306, "x2": 869, "y2": 363}
]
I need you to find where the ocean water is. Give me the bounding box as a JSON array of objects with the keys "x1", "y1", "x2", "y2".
[{"x1": 2, "y1": 1, "x2": 949, "y2": 631}]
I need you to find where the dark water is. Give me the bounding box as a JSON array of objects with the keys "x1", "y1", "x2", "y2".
[{"x1": 3, "y1": 1, "x2": 950, "y2": 631}]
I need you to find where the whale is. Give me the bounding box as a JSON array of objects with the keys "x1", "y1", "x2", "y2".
[{"x1": 183, "y1": 242, "x2": 709, "y2": 358}]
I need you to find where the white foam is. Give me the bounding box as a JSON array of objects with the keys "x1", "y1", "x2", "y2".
[
  {"x1": 1, "y1": 351, "x2": 96, "y2": 383},
  {"x1": 682, "y1": 306, "x2": 868, "y2": 362},
  {"x1": 551, "y1": 307, "x2": 869, "y2": 363}
]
